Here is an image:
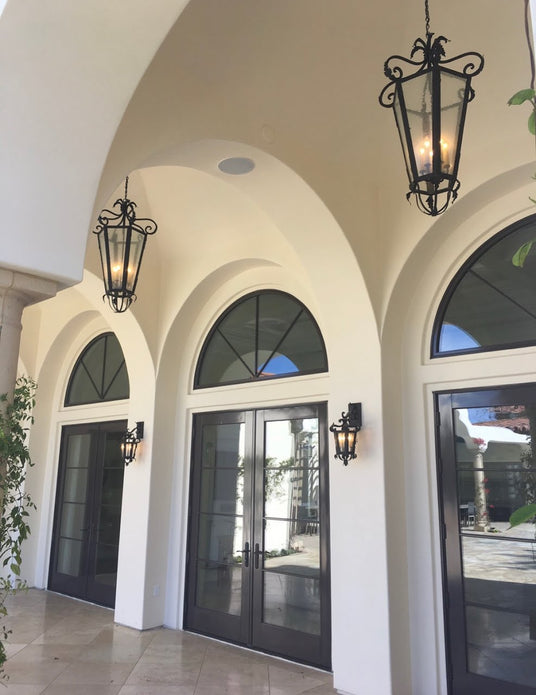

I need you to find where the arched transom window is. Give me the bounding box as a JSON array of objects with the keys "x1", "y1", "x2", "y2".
[
  {"x1": 65, "y1": 332, "x2": 130, "y2": 406},
  {"x1": 194, "y1": 290, "x2": 328, "y2": 388},
  {"x1": 433, "y1": 213, "x2": 536, "y2": 356}
]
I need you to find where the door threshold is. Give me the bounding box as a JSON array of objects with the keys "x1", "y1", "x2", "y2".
[
  {"x1": 46, "y1": 589, "x2": 114, "y2": 611},
  {"x1": 183, "y1": 628, "x2": 332, "y2": 674}
]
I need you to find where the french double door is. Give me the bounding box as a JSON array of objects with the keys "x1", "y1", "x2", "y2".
[
  {"x1": 185, "y1": 403, "x2": 331, "y2": 669},
  {"x1": 437, "y1": 384, "x2": 536, "y2": 694},
  {"x1": 49, "y1": 421, "x2": 126, "y2": 608}
]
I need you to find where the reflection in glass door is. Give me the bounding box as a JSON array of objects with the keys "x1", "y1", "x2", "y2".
[
  {"x1": 185, "y1": 404, "x2": 330, "y2": 669},
  {"x1": 49, "y1": 421, "x2": 126, "y2": 608},
  {"x1": 437, "y1": 385, "x2": 536, "y2": 694},
  {"x1": 187, "y1": 410, "x2": 251, "y2": 645}
]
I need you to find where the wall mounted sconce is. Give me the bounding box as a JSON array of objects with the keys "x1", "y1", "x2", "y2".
[
  {"x1": 330, "y1": 403, "x2": 362, "y2": 465},
  {"x1": 93, "y1": 176, "x2": 158, "y2": 313},
  {"x1": 121, "y1": 421, "x2": 144, "y2": 465}
]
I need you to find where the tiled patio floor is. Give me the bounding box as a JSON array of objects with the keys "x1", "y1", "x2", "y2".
[{"x1": 1, "y1": 589, "x2": 337, "y2": 694}]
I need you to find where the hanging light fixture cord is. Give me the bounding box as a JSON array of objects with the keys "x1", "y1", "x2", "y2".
[
  {"x1": 124, "y1": 176, "x2": 129, "y2": 200},
  {"x1": 524, "y1": 0, "x2": 535, "y2": 91}
]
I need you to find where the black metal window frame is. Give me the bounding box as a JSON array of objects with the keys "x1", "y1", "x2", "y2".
[
  {"x1": 64, "y1": 332, "x2": 130, "y2": 406},
  {"x1": 194, "y1": 290, "x2": 328, "y2": 389},
  {"x1": 431, "y1": 213, "x2": 536, "y2": 358}
]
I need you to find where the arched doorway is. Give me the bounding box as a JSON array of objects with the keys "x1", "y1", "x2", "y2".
[
  {"x1": 433, "y1": 215, "x2": 536, "y2": 694},
  {"x1": 184, "y1": 291, "x2": 331, "y2": 669},
  {"x1": 48, "y1": 333, "x2": 129, "y2": 608}
]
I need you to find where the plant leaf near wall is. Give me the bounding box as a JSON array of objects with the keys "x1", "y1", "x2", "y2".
[
  {"x1": 509, "y1": 1, "x2": 536, "y2": 266},
  {"x1": 508, "y1": 88, "x2": 536, "y2": 134},
  {"x1": 0, "y1": 376, "x2": 37, "y2": 676},
  {"x1": 509, "y1": 502, "x2": 536, "y2": 529},
  {"x1": 508, "y1": 87, "x2": 536, "y2": 266}
]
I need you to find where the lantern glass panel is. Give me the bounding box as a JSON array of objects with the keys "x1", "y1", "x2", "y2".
[
  {"x1": 336, "y1": 431, "x2": 345, "y2": 456},
  {"x1": 393, "y1": 91, "x2": 413, "y2": 182},
  {"x1": 107, "y1": 227, "x2": 128, "y2": 291},
  {"x1": 438, "y1": 70, "x2": 467, "y2": 175},
  {"x1": 126, "y1": 230, "x2": 146, "y2": 293},
  {"x1": 399, "y1": 72, "x2": 433, "y2": 179}
]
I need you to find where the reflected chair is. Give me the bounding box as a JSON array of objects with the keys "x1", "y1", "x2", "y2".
[{"x1": 467, "y1": 502, "x2": 476, "y2": 526}]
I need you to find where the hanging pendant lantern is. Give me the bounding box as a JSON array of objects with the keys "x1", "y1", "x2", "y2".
[
  {"x1": 379, "y1": 0, "x2": 484, "y2": 216},
  {"x1": 93, "y1": 177, "x2": 157, "y2": 313}
]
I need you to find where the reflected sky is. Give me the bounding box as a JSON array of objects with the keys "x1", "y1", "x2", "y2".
[
  {"x1": 259, "y1": 354, "x2": 299, "y2": 375},
  {"x1": 439, "y1": 323, "x2": 480, "y2": 352}
]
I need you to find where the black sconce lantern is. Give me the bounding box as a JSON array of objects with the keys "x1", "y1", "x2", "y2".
[
  {"x1": 379, "y1": 0, "x2": 483, "y2": 216},
  {"x1": 121, "y1": 421, "x2": 144, "y2": 465},
  {"x1": 330, "y1": 403, "x2": 362, "y2": 465},
  {"x1": 93, "y1": 177, "x2": 157, "y2": 313}
]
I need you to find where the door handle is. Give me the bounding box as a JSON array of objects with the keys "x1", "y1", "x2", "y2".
[
  {"x1": 239, "y1": 542, "x2": 250, "y2": 567},
  {"x1": 254, "y1": 543, "x2": 263, "y2": 569}
]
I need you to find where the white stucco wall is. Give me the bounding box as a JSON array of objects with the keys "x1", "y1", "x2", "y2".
[
  {"x1": 383, "y1": 171, "x2": 536, "y2": 695},
  {"x1": 0, "y1": 0, "x2": 189, "y2": 286}
]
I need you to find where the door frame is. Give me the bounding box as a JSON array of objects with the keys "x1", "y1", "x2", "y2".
[
  {"x1": 436, "y1": 382, "x2": 536, "y2": 695},
  {"x1": 184, "y1": 402, "x2": 331, "y2": 669},
  {"x1": 48, "y1": 419, "x2": 127, "y2": 608}
]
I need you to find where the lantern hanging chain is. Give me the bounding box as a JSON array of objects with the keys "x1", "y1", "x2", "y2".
[
  {"x1": 421, "y1": 0, "x2": 431, "y2": 134},
  {"x1": 424, "y1": 0, "x2": 431, "y2": 37},
  {"x1": 124, "y1": 176, "x2": 129, "y2": 201}
]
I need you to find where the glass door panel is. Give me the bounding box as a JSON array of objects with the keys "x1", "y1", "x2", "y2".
[
  {"x1": 252, "y1": 406, "x2": 330, "y2": 668},
  {"x1": 185, "y1": 412, "x2": 253, "y2": 644},
  {"x1": 55, "y1": 433, "x2": 91, "y2": 579},
  {"x1": 197, "y1": 421, "x2": 245, "y2": 616},
  {"x1": 196, "y1": 515, "x2": 244, "y2": 615},
  {"x1": 438, "y1": 386, "x2": 536, "y2": 694},
  {"x1": 49, "y1": 421, "x2": 126, "y2": 608},
  {"x1": 260, "y1": 418, "x2": 321, "y2": 635},
  {"x1": 87, "y1": 425, "x2": 125, "y2": 605},
  {"x1": 185, "y1": 404, "x2": 330, "y2": 669}
]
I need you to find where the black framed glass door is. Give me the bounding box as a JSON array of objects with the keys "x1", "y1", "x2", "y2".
[
  {"x1": 437, "y1": 384, "x2": 536, "y2": 694},
  {"x1": 49, "y1": 421, "x2": 126, "y2": 608},
  {"x1": 185, "y1": 403, "x2": 331, "y2": 669}
]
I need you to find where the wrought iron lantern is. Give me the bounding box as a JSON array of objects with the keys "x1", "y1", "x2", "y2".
[
  {"x1": 93, "y1": 177, "x2": 157, "y2": 313},
  {"x1": 121, "y1": 421, "x2": 144, "y2": 465},
  {"x1": 330, "y1": 403, "x2": 362, "y2": 465},
  {"x1": 379, "y1": 0, "x2": 484, "y2": 216}
]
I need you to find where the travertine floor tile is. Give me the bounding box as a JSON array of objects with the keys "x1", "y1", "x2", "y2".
[
  {"x1": 52, "y1": 660, "x2": 134, "y2": 685},
  {"x1": 0, "y1": 685, "x2": 45, "y2": 694},
  {"x1": 1, "y1": 590, "x2": 339, "y2": 695},
  {"x1": 42, "y1": 686, "x2": 121, "y2": 695},
  {"x1": 118, "y1": 686, "x2": 195, "y2": 695}
]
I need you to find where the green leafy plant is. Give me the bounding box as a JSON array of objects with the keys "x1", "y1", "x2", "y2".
[
  {"x1": 508, "y1": 88, "x2": 536, "y2": 135},
  {"x1": 508, "y1": 502, "x2": 536, "y2": 529},
  {"x1": 512, "y1": 238, "x2": 536, "y2": 268},
  {"x1": 509, "y1": 1, "x2": 536, "y2": 266},
  {"x1": 508, "y1": 88, "x2": 536, "y2": 267},
  {"x1": 0, "y1": 376, "x2": 37, "y2": 674}
]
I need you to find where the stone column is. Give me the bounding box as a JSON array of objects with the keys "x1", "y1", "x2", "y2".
[
  {"x1": 0, "y1": 270, "x2": 57, "y2": 400},
  {"x1": 472, "y1": 439, "x2": 490, "y2": 532}
]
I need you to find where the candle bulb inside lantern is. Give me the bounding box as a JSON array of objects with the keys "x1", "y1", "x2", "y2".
[
  {"x1": 416, "y1": 136, "x2": 433, "y2": 175},
  {"x1": 440, "y1": 139, "x2": 450, "y2": 173}
]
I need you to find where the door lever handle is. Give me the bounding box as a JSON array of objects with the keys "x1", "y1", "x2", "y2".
[
  {"x1": 254, "y1": 543, "x2": 262, "y2": 569},
  {"x1": 239, "y1": 542, "x2": 250, "y2": 567}
]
